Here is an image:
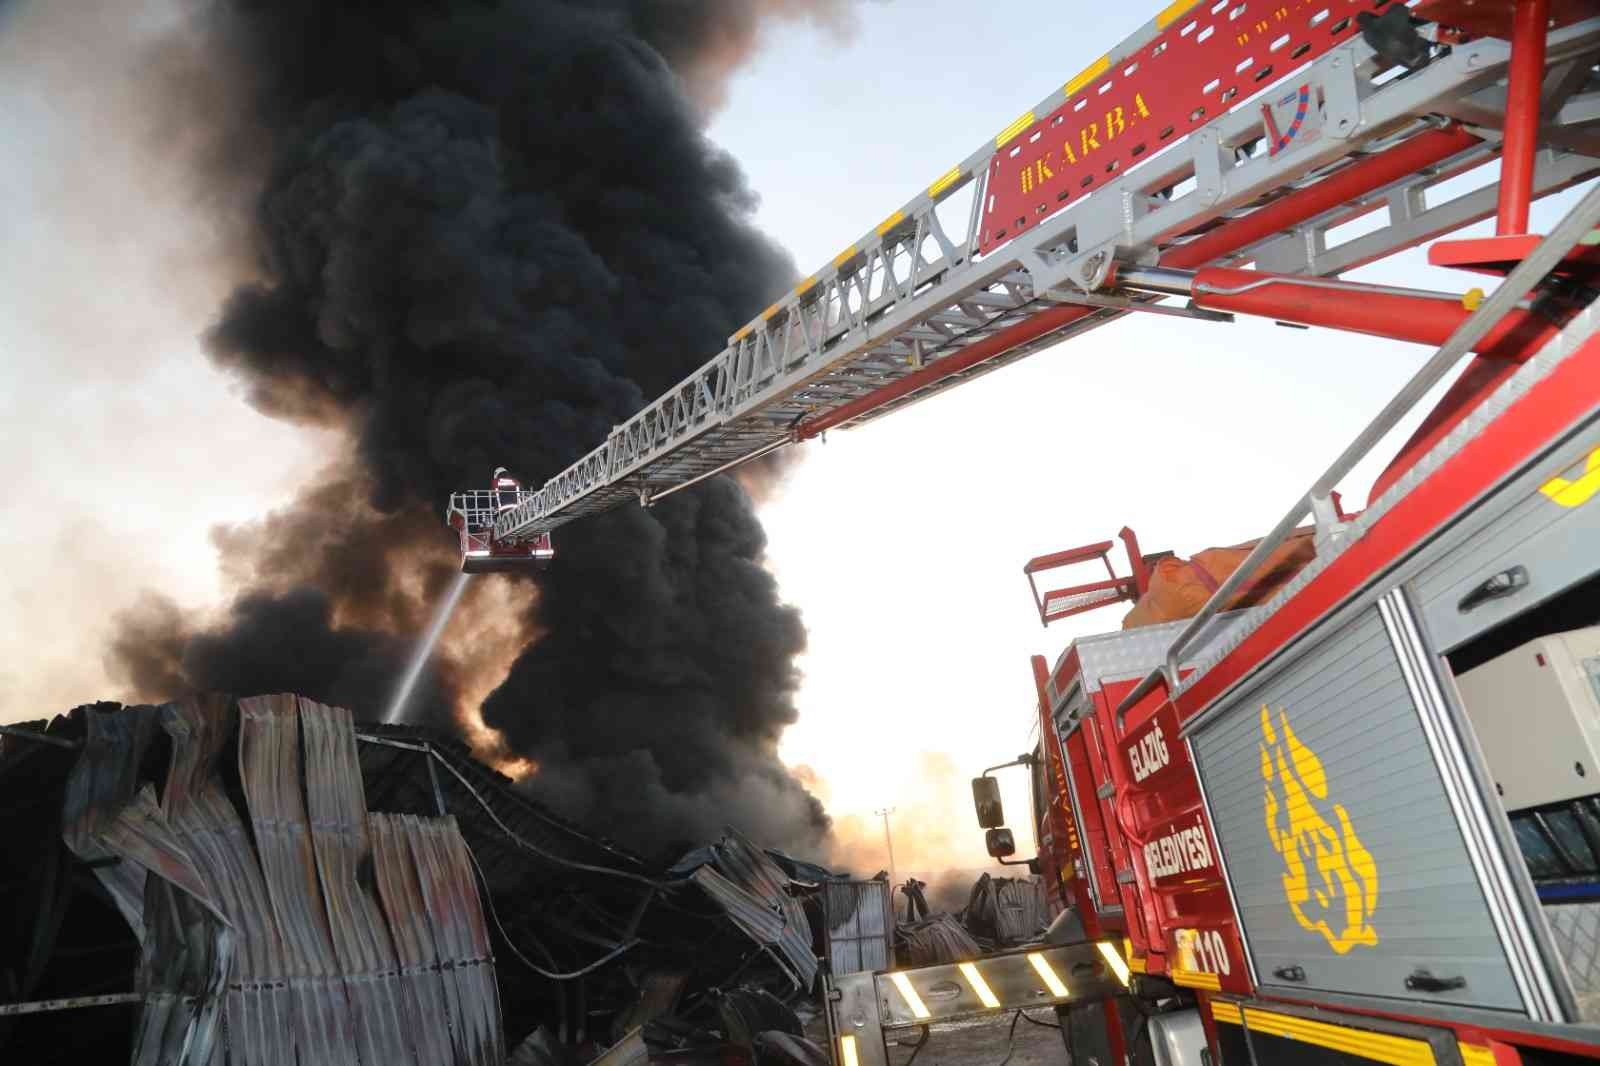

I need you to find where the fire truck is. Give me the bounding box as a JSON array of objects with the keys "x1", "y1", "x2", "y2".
[{"x1": 451, "y1": 0, "x2": 1600, "y2": 1062}]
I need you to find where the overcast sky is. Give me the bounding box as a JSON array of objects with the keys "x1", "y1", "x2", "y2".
[{"x1": 1, "y1": 0, "x2": 1587, "y2": 875}]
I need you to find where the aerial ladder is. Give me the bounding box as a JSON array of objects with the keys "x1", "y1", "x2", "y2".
[
  {"x1": 449, "y1": 0, "x2": 1600, "y2": 567},
  {"x1": 448, "y1": 3, "x2": 1600, "y2": 1065}
]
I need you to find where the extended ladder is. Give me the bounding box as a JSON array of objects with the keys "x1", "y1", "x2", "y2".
[{"x1": 451, "y1": 1, "x2": 1600, "y2": 559}]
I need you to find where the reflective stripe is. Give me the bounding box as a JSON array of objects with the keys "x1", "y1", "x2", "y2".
[
  {"x1": 1210, "y1": 1000, "x2": 1243, "y2": 1026},
  {"x1": 1096, "y1": 941, "x2": 1131, "y2": 987},
  {"x1": 1170, "y1": 967, "x2": 1221, "y2": 991},
  {"x1": 839, "y1": 1035, "x2": 860, "y2": 1066},
  {"x1": 876, "y1": 211, "x2": 906, "y2": 237},
  {"x1": 1154, "y1": 0, "x2": 1202, "y2": 30},
  {"x1": 995, "y1": 112, "x2": 1037, "y2": 148},
  {"x1": 1064, "y1": 56, "x2": 1111, "y2": 99},
  {"x1": 1242, "y1": 1007, "x2": 1437, "y2": 1066},
  {"x1": 888, "y1": 971, "x2": 930, "y2": 1019},
  {"x1": 832, "y1": 245, "x2": 858, "y2": 268},
  {"x1": 1027, "y1": 952, "x2": 1070, "y2": 998},
  {"x1": 1458, "y1": 1045, "x2": 1495, "y2": 1066},
  {"x1": 929, "y1": 167, "x2": 963, "y2": 198},
  {"x1": 795, "y1": 276, "x2": 817, "y2": 296},
  {"x1": 958, "y1": 962, "x2": 1001, "y2": 1009}
]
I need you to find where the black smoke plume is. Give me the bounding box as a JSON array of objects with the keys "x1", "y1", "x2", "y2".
[{"x1": 108, "y1": 0, "x2": 854, "y2": 857}]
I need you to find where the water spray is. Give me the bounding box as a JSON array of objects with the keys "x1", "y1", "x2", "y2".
[{"x1": 384, "y1": 571, "x2": 472, "y2": 724}]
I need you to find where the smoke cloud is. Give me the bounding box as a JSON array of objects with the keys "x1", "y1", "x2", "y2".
[
  {"x1": 103, "y1": 0, "x2": 868, "y2": 856},
  {"x1": 817, "y1": 752, "x2": 1001, "y2": 913}
]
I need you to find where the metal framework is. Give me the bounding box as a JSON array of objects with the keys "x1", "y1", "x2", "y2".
[{"x1": 451, "y1": 4, "x2": 1600, "y2": 549}]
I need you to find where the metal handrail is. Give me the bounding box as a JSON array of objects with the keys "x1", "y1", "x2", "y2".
[{"x1": 1114, "y1": 178, "x2": 1600, "y2": 732}]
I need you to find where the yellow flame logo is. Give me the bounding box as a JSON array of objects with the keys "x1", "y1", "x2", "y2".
[
  {"x1": 1540, "y1": 445, "x2": 1600, "y2": 509},
  {"x1": 1260, "y1": 706, "x2": 1379, "y2": 954}
]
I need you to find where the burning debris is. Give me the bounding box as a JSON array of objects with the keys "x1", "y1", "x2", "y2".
[
  {"x1": 0, "y1": 697, "x2": 879, "y2": 1065},
  {"x1": 889, "y1": 874, "x2": 1061, "y2": 968}
]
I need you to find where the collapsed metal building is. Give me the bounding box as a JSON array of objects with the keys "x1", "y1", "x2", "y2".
[{"x1": 0, "y1": 695, "x2": 889, "y2": 1065}]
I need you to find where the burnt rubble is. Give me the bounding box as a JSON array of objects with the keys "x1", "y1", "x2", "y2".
[
  {"x1": 0, "y1": 697, "x2": 877, "y2": 1066},
  {"x1": 2, "y1": 698, "x2": 1058, "y2": 1066}
]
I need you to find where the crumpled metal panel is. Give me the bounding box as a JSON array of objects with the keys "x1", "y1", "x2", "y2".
[
  {"x1": 408, "y1": 815, "x2": 504, "y2": 1065},
  {"x1": 370, "y1": 813, "x2": 459, "y2": 1066},
  {"x1": 965, "y1": 875, "x2": 1052, "y2": 946},
  {"x1": 298, "y1": 698, "x2": 414, "y2": 1066},
  {"x1": 57, "y1": 693, "x2": 505, "y2": 1066},
  {"x1": 688, "y1": 828, "x2": 818, "y2": 991},
  {"x1": 162, "y1": 695, "x2": 294, "y2": 1066},
  {"x1": 100, "y1": 785, "x2": 234, "y2": 1066},
  {"x1": 60, "y1": 704, "x2": 160, "y2": 940},
  {"x1": 238, "y1": 693, "x2": 364, "y2": 1066}
]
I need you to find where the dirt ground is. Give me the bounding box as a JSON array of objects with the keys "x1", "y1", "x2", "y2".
[{"x1": 809, "y1": 1010, "x2": 1067, "y2": 1066}]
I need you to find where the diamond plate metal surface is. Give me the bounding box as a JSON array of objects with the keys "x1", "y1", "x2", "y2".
[
  {"x1": 1050, "y1": 611, "x2": 1250, "y2": 705},
  {"x1": 1545, "y1": 902, "x2": 1600, "y2": 1022}
]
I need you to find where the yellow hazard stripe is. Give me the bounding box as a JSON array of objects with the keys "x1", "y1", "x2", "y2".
[
  {"x1": 1170, "y1": 967, "x2": 1221, "y2": 991},
  {"x1": 996, "y1": 111, "x2": 1036, "y2": 148},
  {"x1": 733, "y1": 324, "x2": 754, "y2": 342},
  {"x1": 876, "y1": 210, "x2": 906, "y2": 236},
  {"x1": 1457, "y1": 1045, "x2": 1494, "y2": 1066},
  {"x1": 1210, "y1": 1000, "x2": 1243, "y2": 1026},
  {"x1": 1242, "y1": 1007, "x2": 1437, "y2": 1066},
  {"x1": 761, "y1": 301, "x2": 782, "y2": 321},
  {"x1": 1155, "y1": 0, "x2": 1203, "y2": 29},
  {"x1": 1065, "y1": 56, "x2": 1111, "y2": 99},
  {"x1": 794, "y1": 275, "x2": 817, "y2": 296},
  {"x1": 929, "y1": 167, "x2": 963, "y2": 197},
  {"x1": 888, "y1": 971, "x2": 931, "y2": 1019},
  {"x1": 833, "y1": 244, "x2": 858, "y2": 268}
]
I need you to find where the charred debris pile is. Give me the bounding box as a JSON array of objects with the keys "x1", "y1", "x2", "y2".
[
  {"x1": 1, "y1": 697, "x2": 1058, "y2": 1065},
  {"x1": 0, "y1": 696, "x2": 891, "y2": 1066}
]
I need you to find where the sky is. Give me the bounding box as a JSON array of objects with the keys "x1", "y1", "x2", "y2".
[{"x1": 0, "y1": 0, "x2": 1589, "y2": 877}]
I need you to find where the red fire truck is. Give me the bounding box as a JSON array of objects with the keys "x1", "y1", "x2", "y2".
[
  {"x1": 452, "y1": 0, "x2": 1600, "y2": 1062},
  {"x1": 954, "y1": 411, "x2": 1600, "y2": 1066}
]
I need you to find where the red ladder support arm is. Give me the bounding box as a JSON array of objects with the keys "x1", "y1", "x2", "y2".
[
  {"x1": 793, "y1": 126, "x2": 1485, "y2": 442},
  {"x1": 1180, "y1": 266, "x2": 1565, "y2": 359}
]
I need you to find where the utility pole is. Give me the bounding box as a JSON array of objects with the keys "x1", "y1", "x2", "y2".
[{"x1": 874, "y1": 807, "x2": 898, "y2": 915}]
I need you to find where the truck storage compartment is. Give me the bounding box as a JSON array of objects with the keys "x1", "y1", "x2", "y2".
[
  {"x1": 1190, "y1": 603, "x2": 1535, "y2": 1013},
  {"x1": 1412, "y1": 436, "x2": 1600, "y2": 656},
  {"x1": 1448, "y1": 624, "x2": 1600, "y2": 1022},
  {"x1": 1408, "y1": 426, "x2": 1600, "y2": 1023}
]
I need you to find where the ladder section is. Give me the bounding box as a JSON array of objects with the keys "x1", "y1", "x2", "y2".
[{"x1": 490, "y1": 6, "x2": 1600, "y2": 544}]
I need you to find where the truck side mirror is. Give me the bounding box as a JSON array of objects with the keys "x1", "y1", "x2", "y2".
[
  {"x1": 985, "y1": 828, "x2": 1016, "y2": 859},
  {"x1": 972, "y1": 776, "x2": 1005, "y2": 829}
]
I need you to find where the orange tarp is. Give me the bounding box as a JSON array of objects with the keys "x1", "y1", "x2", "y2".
[{"x1": 1122, "y1": 527, "x2": 1318, "y2": 629}]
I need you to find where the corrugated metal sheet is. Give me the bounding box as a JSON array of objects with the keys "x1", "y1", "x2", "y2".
[
  {"x1": 299, "y1": 698, "x2": 414, "y2": 1066},
  {"x1": 239, "y1": 693, "x2": 365, "y2": 1065},
  {"x1": 162, "y1": 694, "x2": 293, "y2": 1066},
  {"x1": 99, "y1": 784, "x2": 233, "y2": 1066},
  {"x1": 685, "y1": 828, "x2": 818, "y2": 992},
  {"x1": 56, "y1": 694, "x2": 503, "y2": 1065},
  {"x1": 821, "y1": 882, "x2": 891, "y2": 976},
  {"x1": 898, "y1": 914, "x2": 981, "y2": 966},
  {"x1": 60, "y1": 705, "x2": 160, "y2": 941},
  {"x1": 965, "y1": 874, "x2": 1053, "y2": 946}
]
